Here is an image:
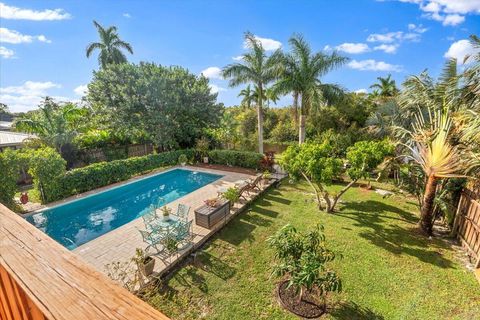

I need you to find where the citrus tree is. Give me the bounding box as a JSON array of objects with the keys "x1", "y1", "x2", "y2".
[
  {"x1": 279, "y1": 140, "x2": 393, "y2": 212},
  {"x1": 267, "y1": 224, "x2": 341, "y2": 303}
]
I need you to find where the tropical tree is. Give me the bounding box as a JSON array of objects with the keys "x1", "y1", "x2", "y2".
[
  {"x1": 237, "y1": 84, "x2": 254, "y2": 109},
  {"x1": 15, "y1": 98, "x2": 85, "y2": 159},
  {"x1": 222, "y1": 32, "x2": 281, "y2": 153},
  {"x1": 275, "y1": 34, "x2": 348, "y2": 144},
  {"x1": 267, "y1": 224, "x2": 341, "y2": 305},
  {"x1": 279, "y1": 140, "x2": 392, "y2": 212},
  {"x1": 86, "y1": 20, "x2": 133, "y2": 69},
  {"x1": 369, "y1": 74, "x2": 399, "y2": 98}
]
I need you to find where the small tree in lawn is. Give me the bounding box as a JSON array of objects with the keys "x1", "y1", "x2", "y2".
[
  {"x1": 267, "y1": 224, "x2": 341, "y2": 305},
  {"x1": 279, "y1": 140, "x2": 393, "y2": 212}
]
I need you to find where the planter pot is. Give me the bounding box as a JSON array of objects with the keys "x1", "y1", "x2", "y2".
[
  {"x1": 140, "y1": 257, "x2": 155, "y2": 276},
  {"x1": 162, "y1": 215, "x2": 171, "y2": 222},
  {"x1": 203, "y1": 156, "x2": 209, "y2": 164}
]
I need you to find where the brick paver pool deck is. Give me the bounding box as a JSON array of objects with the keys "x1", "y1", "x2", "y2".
[{"x1": 70, "y1": 165, "x2": 279, "y2": 278}]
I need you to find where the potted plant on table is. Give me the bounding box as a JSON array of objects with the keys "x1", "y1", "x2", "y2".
[
  {"x1": 204, "y1": 197, "x2": 220, "y2": 208},
  {"x1": 161, "y1": 206, "x2": 172, "y2": 221},
  {"x1": 133, "y1": 248, "x2": 155, "y2": 277}
]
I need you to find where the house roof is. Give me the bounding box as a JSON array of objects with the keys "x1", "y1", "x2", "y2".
[{"x1": 0, "y1": 131, "x2": 34, "y2": 147}]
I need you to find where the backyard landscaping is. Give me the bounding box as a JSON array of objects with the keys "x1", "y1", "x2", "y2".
[{"x1": 147, "y1": 181, "x2": 480, "y2": 320}]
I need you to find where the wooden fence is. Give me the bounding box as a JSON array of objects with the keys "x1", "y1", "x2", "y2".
[
  {"x1": 0, "y1": 204, "x2": 170, "y2": 320},
  {"x1": 453, "y1": 188, "x2": 480, "y2": 269}
]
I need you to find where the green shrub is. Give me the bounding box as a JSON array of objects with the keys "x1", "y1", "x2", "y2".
[
  {"x1": 0, "y1": 149, "x2": 20, "y2": 209},
  {"x1": 28, "y1": 147, "x2": 67, "y2": 203},
  {"x1": 178, "y1": 154, "x2": 188, "y2": 165},
  {"x1": 207, "y1": 149, "x2": 263, "y2": 170}
]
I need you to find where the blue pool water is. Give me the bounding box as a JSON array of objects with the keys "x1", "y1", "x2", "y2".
[{"x1": 26, "y1": 169, "x2": 222, "y2": 250}]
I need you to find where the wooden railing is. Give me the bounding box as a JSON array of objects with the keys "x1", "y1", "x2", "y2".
[{"x1": 0, "y1": 204, "x2": 170, "y2": 320}]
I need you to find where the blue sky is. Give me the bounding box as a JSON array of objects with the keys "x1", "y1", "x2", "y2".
[{"x1": 1, "y1": 0, "x2": 479, "y2": 112}]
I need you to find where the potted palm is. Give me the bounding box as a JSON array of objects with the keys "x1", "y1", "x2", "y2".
[
  {"x1": 178, "y1": 154, "x2": 188, "y2": 166},
  {"x1": 196, "y1": 137, "x2": 210, "y2": 164},
  {"x1": 133, "y1": 248, "x2": 155, "y2": 277},
  {"x1": 221, "y1": 187, "x2": 240, "y2": 210}
]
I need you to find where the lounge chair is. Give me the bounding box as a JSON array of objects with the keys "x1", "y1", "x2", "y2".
[{"x1": 237, "y1": 174, "x2": 262, "y2": 200}]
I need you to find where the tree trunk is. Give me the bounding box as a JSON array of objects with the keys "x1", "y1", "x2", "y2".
[
  {"x1": 299, "y1": 94, "x2": 306, "y2": 144},
  {"x1": 299, "y1": 115, "x2": 306, "y2": 144},
  {"x1": 330, "y1": 179, "x2": 358, "y2": 213},
  {"x1": 301, "y1": 172, "x2": 323, "y2": 210},
  {"x1": 419, "y1": 175, "x2": 438, "y2": 235},
  {"x1": 292, "y1": 92, "x2": 299, "y2": 130},
  {"x1": 257, "y1": 84, "x2": 264, "y2": 154}
]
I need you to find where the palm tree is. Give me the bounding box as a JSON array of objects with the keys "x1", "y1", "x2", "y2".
[
  {"x1": 222, "y1": 32, "x2": 281, "y2": 153},
  {"x1": 265, "y1": 86, "x2": 279, "y2": 107},
  {"x1": 237, "y1": 84, "x2": 254, "y2": 109},
  {"x1": 86, "y1": 20, "x2": 133, "y2": 69},
  {"x1": 369, "y1": 75, "x2": 399, "y2": 98},
  {"x1": 15, "y1": 97, "x2": 85, "y2": 154},
  {"x1": 275, "y1": 34, "x2": 348, "y2": 144}
]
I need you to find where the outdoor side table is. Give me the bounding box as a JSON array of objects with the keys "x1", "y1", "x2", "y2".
[{"x1": 194, "y1": 200, "x2": 230, "y2": 229}]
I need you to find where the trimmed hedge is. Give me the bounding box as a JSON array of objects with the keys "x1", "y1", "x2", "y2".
[
  {"x1": 207, "y1": 149, "x2": 263, "y2": 170},
  {"x1": 43, "y1": 149, "x2": 263, "y2": 203},
  {"x1": 56, "y1": 149, "x2": 196, "y2": 201}
]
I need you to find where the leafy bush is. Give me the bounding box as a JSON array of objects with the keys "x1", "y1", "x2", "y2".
[
  {"x1": 178, "y1": 154, "x2": 188, "y2": 165},
  {"x1": 221, "y1": 187, "x2": 240, "y2": 204},
  {"x1": 267, "y1": 224, "x2": 341, "y2": 302},
  {"x1": 207, "y1": 149, "x2": 263, "y2": 170},
  {"x1": 0, "y1": 149, "x2": 20, "y2": 209},
  {"x1": 28, "y1": 147, "x2": 67, "y2": 203},
  {"x1": 346, "y1": 139, "x2": 395, "y2": 181}
]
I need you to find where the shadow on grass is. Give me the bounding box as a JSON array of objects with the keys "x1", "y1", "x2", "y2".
[
  {"x1": 330, "y1": 302, "x2": 385, "y2": 320},
  {"x1": 337, "y1": 200, "x2": 454, "y2": 268},
  {"x1": 218, "y1": 219, "x2": 257, "y2": 246},
  {"x1": 196, "y1": 251, "x2": 236, "y2": 280},
  {"x1": 174, "y1": 266, "x2": 209, "y2": 293}
]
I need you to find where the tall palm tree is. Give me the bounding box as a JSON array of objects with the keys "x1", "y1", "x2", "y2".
[
  {"x1": 265, "y1": 86, "x2": 279, "y2": 107},
  {"x1": 237, "y1": 84, "x2": 254, "y2": 109},
  {"x1": 86, "y1": 20, "x2": 133, "y2": 69},
  {"x1": 275, "y1": 34, "x2": 348, "y2": 144},
  {"x1": 222, "y1": 32, "x2": 280, "y2": 153},
  {"x1": 370, "y1": 74, "x2": 399, "y2": 98}
]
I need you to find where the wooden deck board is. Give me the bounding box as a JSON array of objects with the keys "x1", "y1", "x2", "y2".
[{"x1": 0, "y1": 204, "x2": 170, "y2": 320}]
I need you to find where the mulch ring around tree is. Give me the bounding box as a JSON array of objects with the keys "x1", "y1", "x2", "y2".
[{"x1": 276, "y1": 280, "x2": 327, "y2": 319}]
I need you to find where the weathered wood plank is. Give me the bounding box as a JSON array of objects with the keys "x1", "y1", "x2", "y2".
[{"x1": 0, "y1": 204, "x2": 169, "y2": 320}]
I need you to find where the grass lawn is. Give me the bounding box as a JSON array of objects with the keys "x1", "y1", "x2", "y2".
[{"x1": 147, "y1": 181, "x2": 480, "y2": 320}]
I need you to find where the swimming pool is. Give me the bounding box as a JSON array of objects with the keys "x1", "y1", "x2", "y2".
[{"x1": 26, "y1": 168, "x2": 222, "y2": 250}]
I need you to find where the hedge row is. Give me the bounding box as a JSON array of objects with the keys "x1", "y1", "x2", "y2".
[
  {"x1": 55, "y1": 149, "x2": 197, "y2": 201},
  {"x1": 207, "y1": 150, "x2": 263, "y2": 170},
  {"x1": 46, "y1": 149, "x2": 262, "y2": 203}
]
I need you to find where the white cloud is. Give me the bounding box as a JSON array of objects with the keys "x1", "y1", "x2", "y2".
[
  {"x1": 374, "y1": 44, "x2": 398, "y2": 53},
  {"x1": 209, "y1": 84, "x2": 226, "y2": 94},
  {"x1": 0, "y1": 81, "x2": 64, "y2": 112},
  {"x1": 398, "y1": 0, "x2": 480, "y2": 26},
  {"x1": 244, "y1": 35, "x2": 282, "y2": 51},
  {"x1": 367, "y1": 32, "x2": 403, "y2": 43},
  {"x1": 407, "y1": 23, "x2": 428, "y2": 33},
  {"x1": 0, "y1": 2, "x2": 71, "y2": 20},
  {"x1": 201, "y1": 66, "x2": 222, "y2": 79},
  {"x1": 232, "y1": 55, "x2": 243, "y2": 61},
  {"x1": 0, "y1": 46, "x2": 14, "y2": 58},
  {"x1": 335, "y1": 43, "x2": 370, "y2": 54},
  {"x1": 355, "y1": 89, "x2": 368, "y2": 94},
  {"x1": 74, "y1": 84, "x2": 88, "y2": 96},
  {"x1": 444, "y1": 39, "x2": 480, "y2": 63},
  {"x1": 123, "y1": 13, "x2": 131, "y2": 18},
  {"x1": 348, "y1": 59, "x2": 402, "y2": 72},
  {"x1": 0, "y1": 27, "x2": 51, "y2": 44}
]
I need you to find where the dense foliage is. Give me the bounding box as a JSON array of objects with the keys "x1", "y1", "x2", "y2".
[
  {"x1": 207, "y1": 149, "x2": 263, "y2": 169},
  {"x1": 87, "y1": 62, "x2": 223, "y2": 150},
  {"x1": 28, "y1": 147, "x2": 67, "y2": 203},
  {"x1": 0, "y1": 149, "x2": 21, "y2": 209}
]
